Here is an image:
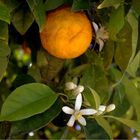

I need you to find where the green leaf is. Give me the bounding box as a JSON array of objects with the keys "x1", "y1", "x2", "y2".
[
  {"x1": 27, "y1": 0, "x2": 46, "y2": 31},
  {"x1": 72, "y1": 0, "x2": 90, "y2": 11},
  {"x1": 122, "y1": 77, "x2": 140, "y2": 122},
  {"x1": 0, "y1": 20, "x2": 8, "y2": 42},
  {"x1": 0, "y1": 83, "x2": 58, "y2": 121},
  {"x1": 45, "y1": 0, "x2": 64, "y2": 11},
  {"x1": 108, "y1": 5, "x2": 125, "y2": 40},
  {"x1": 84, "y1": 119, "x2": 110, "y2": 139},
  {"x1": 38, "y1": 52, "x2": 65, "y2": 83},
  {"x1": 0, "y1": 0, "x2": 21, "y2": 12},
  {"x1": 127, "y1": 51, "x2": 140, "y2": 77},
  {"x1": 108, "y1": 66, "x2": 122, "y2": 82},
  {"x1": 132, "y1": 0, "x2": 140, "y2": 15},
  {"x1": 0, "y1": 56, "x2": 9, "y2": 81},
  {"x1": 0, "y1": 21, "x2": 10, "y2": 81},
  {"x1": 112, "y1": 83, "x2": 130, "y2": 117},
  {"x1": 126, "y1": 9, "x2": 139, "y2": 63},
  {"x1": 11, "y1": 4, "x2": 34, "y2": 35},
  {"x1": 114, "y1": 21, "x2": 132, "y2": 71},
  {"x1": 104, "y1": 115, "x2": 140, "y2": 132},
  {"x1": 102, "y1": 40, "x2": 114, "y2": 68},
  {"x1": 79, "y1": 61, "x2": 109, "y2": 103},
  {"x1": 79, "y1": 64, "x2": 95, "y2": 88},
  {"x1": 10, "y1": 100, "x2": 62, "y2": 136},
  {"x1": 98, "y1": 0, "x2": 122, "y2": 9},
  {"x1": 95, "y1": 116, "x2": 113, "y2": 139},
  {"x1": 0, "y1": 3, "x2": 10, "y2": 23},
  {"x1": 0, "y1": 80, "x2": 10, "y2": 111},
  {"x1": 83, "y1": 87, "x2": 100, "y2": 109},
  {"x1": 109, "y1": 67, "x2": 140, "y2": 121}
]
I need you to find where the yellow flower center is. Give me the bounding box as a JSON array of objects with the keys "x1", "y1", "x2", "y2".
[{"x1": 74, "y1": 111, "x2": 82, "y2": 120}]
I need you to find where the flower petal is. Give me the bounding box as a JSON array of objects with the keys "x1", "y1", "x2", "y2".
[
  {"x1": 75, "y1": 93, "x2": 82, "y2": 111},
  {"x1": 78, "y1": 116, "x2": 86, "y2": 126},
  {"x1": 92, "y1": 22, "x2": 99, "y2": 33},
  {"x1": 62, "y1": 106, "x2": 74, "y2": 114},
  {"x1": 98, "y1": 38, "x2": 104, "y2": 51},
  {"x1": 80, "y1": 109, "x2": 97, "y2": 115},
  {"x1": 73, "y1": 85, "x2": 84, "y2": 95},
  {"x1": 65, "y1": 82, "x2": 77, "y2": 90},
  {"x1": 67, "y1": 115, "x2": 75, "y2": 127}
]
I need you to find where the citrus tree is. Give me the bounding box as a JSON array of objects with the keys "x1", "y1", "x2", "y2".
[{"x1": 0, "y1": 0, "x2": 140, "y2": 139}]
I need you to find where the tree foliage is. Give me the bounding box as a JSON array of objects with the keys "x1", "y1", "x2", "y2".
[{"x1": 0, "y1": 0, "x2": 140, "y2": 139}]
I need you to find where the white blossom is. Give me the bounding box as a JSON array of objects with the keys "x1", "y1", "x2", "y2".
[
  {"x1": 62, "y1": 93, "x2": 97, "y2": 127},
  {"x1": 73, "y1": 85, "x2": 84, "y2": 95},
  {"x1": 96, "y1": 104, "x2": 115, "y2": 115},
  {"x1": 92, "y1": 22, "x2": 109, "y2": 51},
  {"x1": 65, "y1": 82, "x2": 77, "y2": 90},
  {"x1": 65, "y1": 82, "x2": 84, "y2": 95},
  {"x1": 106, "y1": 104, "x2": 116, "y2": 112},
  {"x1": 96, "y1": 105, "x2": 106, "y2": 115}
]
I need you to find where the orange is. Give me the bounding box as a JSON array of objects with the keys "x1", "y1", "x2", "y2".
[{"x1": 40, "y1": 6, "x2": 92, "y2": 59}]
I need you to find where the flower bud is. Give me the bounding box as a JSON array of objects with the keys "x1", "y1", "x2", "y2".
[
  {"x1": 106, "y1": 104, "x2": 115, "y2": 112},
  {"x1": 73, "y1": 85, "x2": 84, "y2": 95},
  {"x1": 95, "y1": 105, "x2": 106, "y2": 115},
  {"x1": 65, "y1": 82, "x2": 77, "y2": 90},
  {"x1": 96, "y1": 111, "x2": 102, "y2": 115},
  {"x1": 98, "y1": 105, "x2": 106, "y2": 112}
]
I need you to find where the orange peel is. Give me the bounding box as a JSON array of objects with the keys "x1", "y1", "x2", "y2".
[{"x1": 40, "y1": 7, "x2": 92, "y2": 59}]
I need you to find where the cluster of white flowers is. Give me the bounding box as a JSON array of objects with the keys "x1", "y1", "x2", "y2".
[{"x1": 62, "y1": 82, "x2": 115, "y2": 127}]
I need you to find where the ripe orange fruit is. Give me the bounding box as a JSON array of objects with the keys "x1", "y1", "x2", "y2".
[{"x1": 40, "y1": 6, "x2": 92, "y2": 59}]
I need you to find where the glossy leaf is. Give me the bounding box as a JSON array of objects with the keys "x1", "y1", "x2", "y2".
[
  {"x1": 0, "y1": 21, "x2": 10, "y2": 81},
  {"x1": 38, "y1": 52, "x2": 65, "y2": 83},
  {"x1": 127, "y1": 51, "x2": 140, "y2": 77},
  {"x1": 79, "y1": 64, "x2": 95, "y2": 88},
  {"x1": 132, "y1": 0, "x2": 140, "y2": 15},
  {"x1": 79, "y1": 57, "x2": 109, "y2": 103},
  {"x1": 86, "y1": 87, "x2": 100, "y2": 109},
  {"x1": 122, "y1": 77, "x2": 140, "y2": 122},
  {"x1": 108, "y1": 5, "x2": 125, "y2": 40},
  {"x1": 112, "y1": 83, "x2": 130, "y2": 117},
  {"x1": 102, "y1": 40, "x2": 114, "y2": 69},
  {"x1": 98, "y1": 0, "x2": 122, "y2": 9},
  {"x1": 109, "y1": 67, "x2": 140, "y2": 121},
  {"x1": 114, "y1": 21, "x2": 132, "y2": 71},
  {"x1": 11, "y1": 5, "x2": 34, "y2": 35},
  {"x1": 27, "y1": 0, "x2": 46, "y2": 31},
  {"x1": 10, "y1": 100, "x2": 62, "y2": 136},
  {"x1": 108, "y1": 67, "x2": 122, "y2": 82},
  {"x1": 95, "y1": 116, "x2": 113, "y2": 139},
  {"x1": 0, "y1": 80, "x2": 10, "y2": 110},
  {"x1": 127, "y1": 9, "x2": 139, "y2": 63},
  {"x1": 45, "y1": 0, "x2": 64, "y2": 11},
  {"x1": 0, "y1": 83, "x2": 58, "y2": 121},
  {"x1": 104, "y1": 115, "x2": 140, "y2": 132},
  {"x1": 0, "y1": 3, "x2": 10, "y2": 23},
  {"x1": 0, "y1": 0, "x2": 21, "y2": 12},
  {"x1": 72, "y1": 0, "x2": 90, "y2": 11},
  {"x1": 84, "y1": 119, "x2": 110, "y2": 139}
]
